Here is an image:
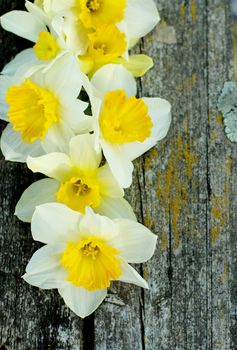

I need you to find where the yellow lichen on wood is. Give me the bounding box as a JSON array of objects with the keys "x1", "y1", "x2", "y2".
[
  {"x1": 161, "y1": 231, "x2": 168, "y2": 251},
  {"x1": 156, "y1": 135, "x2": 198, "y2": 251},
  {"x1": 192, "y1": 72, "x2": 197, "y2": 86},
  {"x1": 191, "y1": 0, "x2": 197, "y2": 22},
  {"x1": 210, "y1": 195, "x2": 229, "y2": 242},
  {"x1": 221, "y1": 261, "x2": 229, "y2": 284},
  {"x1": 179, "y1": 2, "x2": 186, "y2": 19},
  {"x1": 216, "y1": 111, "x2": 223, "y2": 125},
  {"x1": 183, "y1": 144, "x2": 198, "y2": 178}
]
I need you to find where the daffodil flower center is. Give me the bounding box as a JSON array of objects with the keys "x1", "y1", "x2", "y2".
[
  {"x1": 76, "y1": 0, "x2": 127, "y2": 29},
  {"x1": 56, "y1": 176, "x2": 101, "y2": 213},
  {"x1": 6, "y1": 79, "x2": 59, "y2": 143},
  {"x1": 61, "y1": 236, "x2": 122, "y2": 291},
  {"x1": 33, "y1": 32, "x2": 60, "y2": 61},
  {"x1": 86, "y1": 0, "x2": 101, "y2": 12},
  {"x1": 99, "y1": 90, "x2": 153, "y2": 144},
  {"x1": 80, "y1": 24, "x2": 127, "y2": 75}
]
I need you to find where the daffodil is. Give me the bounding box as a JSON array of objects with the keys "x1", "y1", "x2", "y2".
[
  {"x1": 0, "y1": 54, "x2": 90, "y2": 162},
  {"x1": 0, "y1": 1, "x2": 88, "y2": 76},
  {"x1": 84, "y1": 64, "x2": 171, "y2": 188},
  {"x1": 31, "y1": 0, "x2": 159, "y2": 76},
  {"x1": 44, "y1": 0, "x2": 160, "y2": 43},
  {"x1": 15, "y1": 134, "x2": 136, "y2": 222},
  {"x1": 23, "y1": 203, "x2": 157, "y2": 318}
]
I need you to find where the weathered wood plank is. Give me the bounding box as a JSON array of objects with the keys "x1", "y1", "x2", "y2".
[
  {"x1": 0, "y1": 1, "x2": 237, "y2": 350},
  {"x1": 0, "y1": 2, "x2": 84, "y2": 350},
  {"x1": 94, "y1": 0, "x2": 237, "y2": 349}
]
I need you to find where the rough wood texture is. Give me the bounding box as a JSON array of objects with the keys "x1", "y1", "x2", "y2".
[{"x1": 0, "y1": 1, "x2": 236, "y2": 349}]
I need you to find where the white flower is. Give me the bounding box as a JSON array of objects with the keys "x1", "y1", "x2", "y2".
[
  {"x1": 85, "y1": 64, "x2": 171, "y2": 188},
  {"x1": 0, "y1": 53, "x2": 90, "y2": 162},
  {"x1": 44, "y1": 0, "x2": 160, "y2": 44},
  {"x1": 15, "y1": 134, "x2": 136, "y2": 222},
  {"x1": 0, "y1": 1, "x2": 88, "y2": 76},
  {"x1": 26, "y1": 0, "x2": 159, "y2": 77},
  {"x1": 23, "y1": 203, "x2": 157, "y2": 318}
]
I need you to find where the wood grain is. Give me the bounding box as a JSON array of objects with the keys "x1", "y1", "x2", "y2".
[{"x1": 0, "y1": 1, "x2": 236, "y2": 349}]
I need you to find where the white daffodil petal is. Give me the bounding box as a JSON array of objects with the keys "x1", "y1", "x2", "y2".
[
  {"x1": 23, "y1": 244, "x2": 67, "y2": 289},
  {"x1": 101, "y1": 141, "x2": 134, "y2": 189},
  {"x1": 27, "y1": 153, "x2": 71, "y2": 181},
  {"x1": 61, "y1": 100, "x2": 91, "y2": 134},
  {"x1": 69, "y1": 134, "x2": 101, "y2": 171},
  {"x1": 91, "y1": 64, "x2": 137, "y2": 99},
  {"x1": 64, "y1": 17, "x2": 89, "y2": 55},
  {"x1": 96, "y1": 197, "x2": 136, "y2": 221},
  {"x1": 0, "y1": 75, "x2": 13, "y2": 120},
  {"x1": 25, "y1": 1, "x2": 50, "y2": 26},
  {"x1": 58, "y1": 285, "x2": 107, "y2": 318},
  {"x1": 15, "y1": 178, "x2": 60, "y2": 222},
  {"x1": 121, "y1": 54, "x2": 154, "y2": 77},
  {"x1": 97, "y1": 164, "x2": 124, "y2": 197},
  {"x1": 44, "y1": 53, "x2": 82, "y2": 99},
  {"x1": 1, "y1": 49, "x2": 38, "y2": 76},
  {"x1": 111, "y1": 219, "x2": 157, "y2": 263},
  {"x1": 1, "y1": 124, "x2": 44, "y2": 162},
  {"x1": 143, "y1": 97, "x2": 172, "y2": 141},
  {"x1": 121, "y1": 139, "x2": 156, "y2": 161},
  {"x1": 31, "y1": 203, "x2": 82, "y2": 244},
  {"x1": 80, "y1": 208, "x2": 118, "y2": 240},
  {"x1": 125, "y1": 0, "x2": 160, "y2": 39},
  {"x1": 41, "y1": 120, "x2": 75, "y2": 154},
  {"x1": 0, "y1": 11, "x2": 47, "y2": 42},
  {"x1": 119, "y1": 260, "x2": 149, "y2": 289}
]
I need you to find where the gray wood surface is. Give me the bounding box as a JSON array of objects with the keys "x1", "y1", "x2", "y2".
[{"x1": 0, "y1": 0, "x2": 236, "y2": 349}]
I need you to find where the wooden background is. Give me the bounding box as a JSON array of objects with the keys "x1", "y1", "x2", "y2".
[{"x1": 0, "y1": 0, "x2": 236, "y2": 349}]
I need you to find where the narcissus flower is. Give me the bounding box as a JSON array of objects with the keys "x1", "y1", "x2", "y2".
[
  {"x1": 24, "y1": 0, "x2": 159, "y2": 76},
  {"x1": 0, "y1": 1, "x2": 88, "y2": 75},
  {"x1": 15, "y1": 134, "x2": 135, "y2": 222},
  {"x1": 0, "y1": 54, "x2": 90, "y2": 162},
  {"x1": 85, "y1": 64, "x2": 172, "y2": 188},
  {"x1": 23, "y1": 203, "x2": 157, "y2": 318},
  {"x1": 44, "y1": 0, "x2": 160, "y2": 43}
]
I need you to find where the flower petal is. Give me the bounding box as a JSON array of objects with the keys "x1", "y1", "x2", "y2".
[
  {"x1": 80, "y1": 208, "x2": 119, "y2": 241},
  {"x1": 31, "y1": 203, "x2": 82, "y2": 244},
  {"x1": 27, "y1": 153, "x2": 71, "y2": 181},
  {"x1": 96, "y1": 197, "x2": 136, "y2": 221},
  {"x1": 58, "y1": 285, "x2": 107, "y2": 318},
  {"x1": 15, "y1": 178, "x2": 60, "y2": 222},
  {"x1": 0, "y1": 10, "x2": 47, "y2": 42},
  {"x1": 69, "y1": 133, "x2": 101, "y2": 170},
  {"x1": 110, "y1": 219, "x2": 157, "y2": 263},
  {"x1": 0, "y1": 75, "x2": 14, "y2": 120},
  {"x1": 1, "y1": 49, "x2": 38, "y2": 76},
  {"x1": 23, "y1": 244, "x2": 67, "y2": 289},
  {"x1": 101, "y1": 140, "x2": 134, "y2": 188},
  {"x1": 125, "y1": 0, "x2": 160, "y2": 39},
  {"x1": 119, "y1": 260, "x2": 148, "y2": 289},
  {"x1": 44, "y1": 53, "x2": 82, "y2": 99},
  {"x1": 120, "y1": 97, "x2": 172, "y2": 161},
  {"x1": 118, "y1": 54, "x2": 153, "y2": 77},
  {"x1": 96, "y1": 163, "x2": 124, "y2": 197},
  {"x1": 1, "y1": 124, "x2": 44, "y2": 162},
  {"x1": 143, "y1": 97, "x2": 172, "y2": 141},
  {"x1": 41, "y1": 120, "x2": 75, "y2": 154},
  {"x1": 91, "y1": 64, "x2": 137, "y2": 99}
]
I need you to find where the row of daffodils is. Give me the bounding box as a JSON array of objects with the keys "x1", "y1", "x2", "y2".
[{"x1": 0, "y1": 0, "x2": 171, "y2": 318}]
